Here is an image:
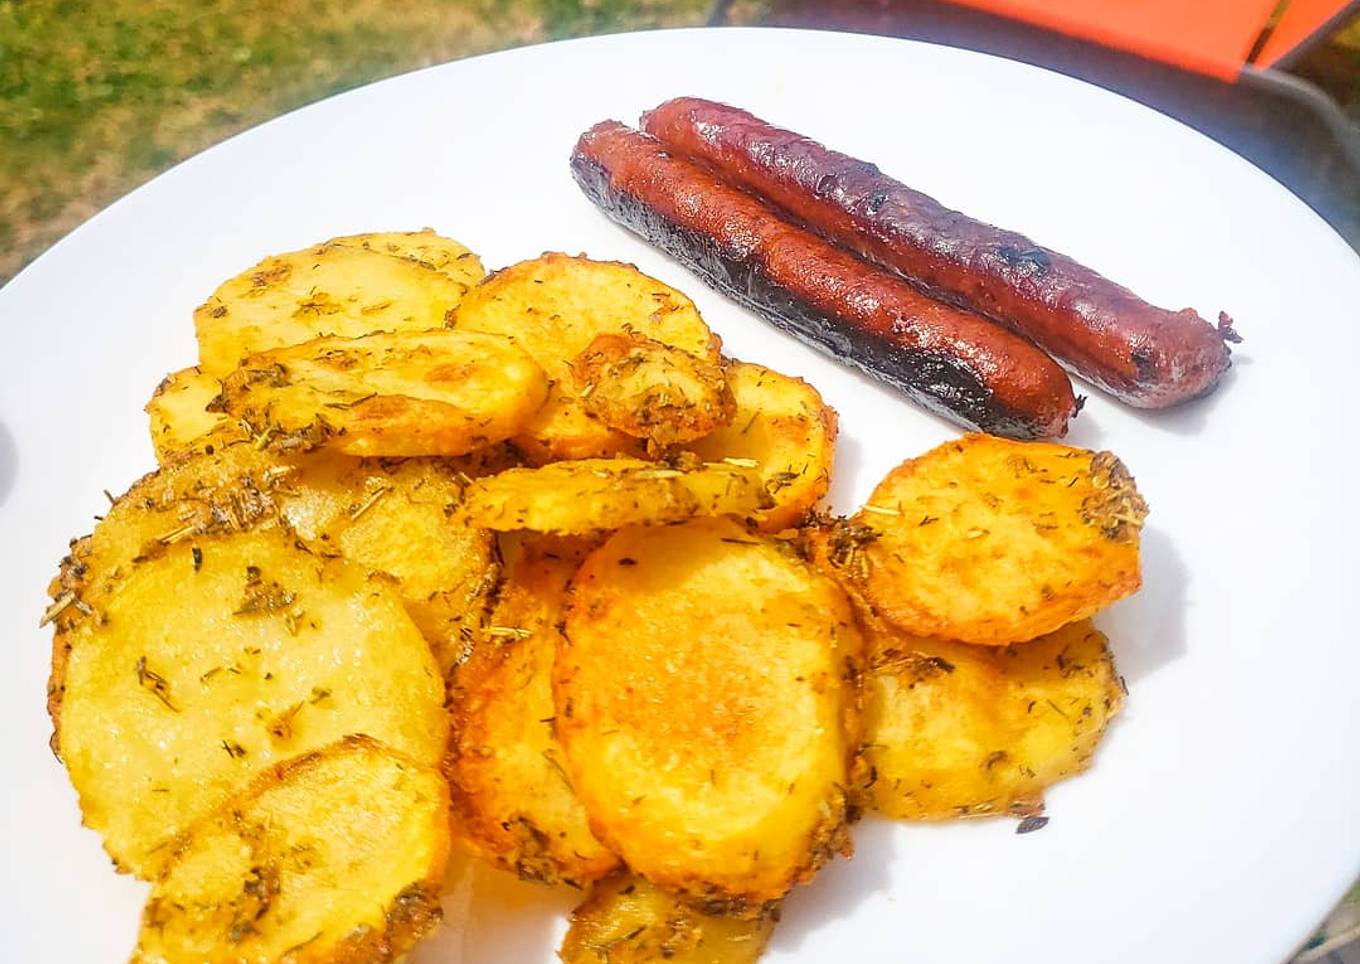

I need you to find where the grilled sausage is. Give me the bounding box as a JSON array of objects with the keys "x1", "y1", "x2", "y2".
[
  {"x1": 642, "y1": 97, "x2": 1239, "y2": 408},
  {"x1": 571, "y1": 121, "x2": 1079, "y2": 439}
]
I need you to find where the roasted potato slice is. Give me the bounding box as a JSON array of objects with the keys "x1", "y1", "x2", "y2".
[
  {"x1": 452, "y1": 253, "x2": 720, "y2": 462},
  {"x1": 329, "y1": 228, "x2": 484, "y2": 286},
  {"x1": 278, "y1": 453, "x2": 502, "y2": 675},
  {"x1": 858, "y1": 434, "x2": 1147, "y2": 644},
  {"x1": 213, "y1": 329, "x2": 549, "y2": 457},
  {"x1": 570, "y1": 332, "x2": 734, "y2": 448},
  {"x1": 447, "y1": 535, "x2": 619, "y2": 885},
  {"x1": 561, "y1": 875, "x2": 775, "y2": 964},
  {"x1": 858, "y1": 615, "x2": 1124, "y2": 820},
  {"x1": 46, "y1": 442, "x2": 502, "y2": 689},
  {"x1": 556, "y1": 518, "x2": 862, "y2": 912},
  {"x1": 145, "y1": 367, "x2": 248, "y2": 463},
  {"x1": 55, "y1": 528, "x2": 447, "y2": 877},
  {"x1": 133, "y1": 735, "x2": 449, "y2": 963},
  {"x1": 194, "y1": 235, "x2": 482, "y2": 375},
  {"x1": 459, "y1": 457, "x2": 767, "y2": 534},
  {"x1": 690, "y1": 361, "x2": 837, "y2": 532}
]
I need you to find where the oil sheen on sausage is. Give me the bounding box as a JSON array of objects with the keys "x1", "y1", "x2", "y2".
[
  {"x1": 571, "y1": 121, "x2": 1078, "y2": 439},
  {"x1": 642, "y1": 97, "x2": 1238, "y2": 409}
]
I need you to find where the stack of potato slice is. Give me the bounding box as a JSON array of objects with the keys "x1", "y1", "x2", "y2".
[{"x1": 45, "y1": 229, "x2": 1147, "y2": 963}]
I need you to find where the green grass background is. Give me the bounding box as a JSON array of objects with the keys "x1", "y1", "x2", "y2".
[{"x1": 0, "y1": 0, "x2": 764, "y2": 282}]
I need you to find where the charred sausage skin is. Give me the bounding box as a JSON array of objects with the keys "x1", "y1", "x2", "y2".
[
  {"x1": 571, "y1": 121, "x2": 1078, "y2": 440},
  {"x1": 642, "y1": 97, "x2": 1237, "y2": 409}
]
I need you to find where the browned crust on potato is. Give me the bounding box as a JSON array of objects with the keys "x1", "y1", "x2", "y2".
[
  {"x1": 689, "y1": 360, "x2": 838, "y2": 532},
  {"x1": 560, "y1": 873, "x2": 778, "y2": 963},
  {"x1": 857, "y1": 434, "x2": 1146, "y2": 644},
  {"x1": 569, "y1": 332, "x2": 735, "y2": 449},
  {"x1": 445, "y1": 535, "x2": 620, "y2": 886},
  {"x1": 555, "y1": 518, "x2": 861, "y2": 915}
]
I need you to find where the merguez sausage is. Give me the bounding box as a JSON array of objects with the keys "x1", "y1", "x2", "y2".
[
  {"x1": 642, "y1": 97, "x2": 1238, "y2": 409},
  {"x1": 571, "y1": 121, "x2": 1079, "y2": 440}
]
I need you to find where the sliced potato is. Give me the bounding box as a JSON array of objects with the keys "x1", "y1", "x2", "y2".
[
  {"x1": 561, "y1": 875, "x2": 775, "y2": 964},
  {"x1": 278, "y1": 453, "x2": 502, "y2": 675},
  {"x1": 213, "y1": 329, "x2": 549, "y2": 457},
  {"x1": 133, "y1": 735, "x2": 448, "y2": 963},
  {"x1": 858, "y1": 434, "x2": 1147, "y2": 644},
  {"x1": 690, "y1": 361, "x2": 837, "y2": 532},
  {"x1": 45, "y1": 441, "x2": 503, "y2": 695},
  {"x1": 459, "y1": 457, "x2": 768, "y2": 534},
  {"x1": 194, "y1": 236, "x2": 480, "y2": 375},
  {"x1": 329, "y1": 228, "x2": 485, "y2": 286},
  {"x1": 570, "y1": 332, "x2": 734, "y2": 448},
  {"x1": 556, "y1": 518, "x2": 862, "y2": 912},
  {"x1": 453, "y1": 253, "x2": 720, "y2": 461},
  {"x1": 55, "y1": 529, "x2": 448, "y2": 877},
  {"x1": 859, "y1": 614, "x2": 1124, "y2": 820},
  {"x1": 145, "y1": 367, "x2": 248, "y2": 462},
  {"x1": 447, "y1": 535, "x2": 619, "y2": 886}
]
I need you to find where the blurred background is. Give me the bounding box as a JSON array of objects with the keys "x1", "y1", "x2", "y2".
[{"x1": 3, "y1": 0, "x2": 1359, "y2": 287}]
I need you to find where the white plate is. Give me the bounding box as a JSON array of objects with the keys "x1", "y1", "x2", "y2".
[{"x1": 2, "y1": 26, "x2": 1358, "y2": 964}]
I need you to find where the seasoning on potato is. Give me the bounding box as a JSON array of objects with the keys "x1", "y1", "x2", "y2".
[
  {"x1": 132, "y1": 735, "x2": 449, "y2": 963},
  {"x1": 54, "y1": 528, "x2": 447, "y2": 877},
  {"x1": 211, "y1": 328, "x2": 549, "y2": 457},
  {"x1": 446, "y1": 534, "x2": 620, "y2": 886},
  {"x1": 194, "y1": 231, "x2": 483, "y2": 376},
  {"x1": 856, "y1": 433, "x2": 1147, "y2": 644},
  {"x1": 458, "y1": 456, "x2": 769, "y2": 534},
  {"x1": 453, "y1": 253, "x2": 720, "y2": 462},
  {"x1": 856, "y1": 614, "x2": 1124, "y2": 820},
  {"x1": 569, "y1": 331, "x2": 735, "y2": 449},
  {"x1": 561, "y1": 874, "x2": 776, "y2": 964},
  {"x1": 556, "y1": 517, "x2": 863, "y2": 913},
  {"x1": 689, "y1": 360, "x2": 838, "y2": 532},
  {"x1": 46, "y1": 226, "x2": 1146, "y2": 963}
]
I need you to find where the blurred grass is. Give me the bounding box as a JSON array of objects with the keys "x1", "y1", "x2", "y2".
[{"x1": 0, "y1": 0, "x2": 727, "y2": 283}]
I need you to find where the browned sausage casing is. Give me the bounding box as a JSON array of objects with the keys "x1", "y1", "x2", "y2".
[
  {"x1": 571, "y1": 121, "x2": 1078, "y2": 439},
  {"x1": 642, "y1": 97, "x2": 1238, "y2": 408}
]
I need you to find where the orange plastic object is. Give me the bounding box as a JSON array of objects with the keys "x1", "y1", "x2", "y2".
[
  {"x1": 1257, "y1": 0, "x2": 1356, "y2": 66},
  {"x1": 943, "y1": 0, "x2": 1345, "y2": 79}
]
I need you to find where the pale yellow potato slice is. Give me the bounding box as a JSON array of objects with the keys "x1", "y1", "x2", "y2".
[
  {"x1": 55, "y1": 528, "x2": 447, "y2": 877},
  {"x1": 132, "y1": 735, "x2": 449, "y2": 963}
]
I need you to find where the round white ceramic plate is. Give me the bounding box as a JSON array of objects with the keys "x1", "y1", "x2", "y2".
[{"x1": 2, "y1": 26, "x2": 1358, "y2": 964}]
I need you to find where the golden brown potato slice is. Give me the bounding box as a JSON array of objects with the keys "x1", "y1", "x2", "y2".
[
  {"x1": 452, "y1": 253, "x2": 720, "y2": 462},
  {"x1": 446, "y1": 535, "x2": 619, "y2": 886},
  {"x1": 213, "y1": 329, "x2": 548, "y2": 457},
  {"x1": 858, "y1": 434, "x2": 1147, "y2": 644},
  {"x1": 459, "y1": 457, "x2": 768, "y2": 534},
  {"x1": 569, "y1": 332, "x2": 734, "y2": 448},
  {"x1": 690, "y1": 361, "x2": 838, "y2": 532},
  {"x1": 55, "y1": 528, "x2": 447, "y2": 877},
  {"x1": 556, "y1": 518, "x2": 862, "y2": 913},
  {"x1": 277, "y1": 453, "x2": 502, "y2": 675},
  {"x1": 145, "y1": 367, "x2": 249, "y2": 463},
  {"x1": 132, "y1": 735, "x2": 449, "y2": 963},
  {"x1": 194, "y1": 236, "x2": 481, "y2": 375},
  {"x1": 858, "y1": 614, "x2": 1124, "y2": 820},
  {"x1": 329, "y1": 228, "x2": 485, "y2": 286},
  {"x1": 561, "y1": 875, "x2": 776, "y2": 964}
]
